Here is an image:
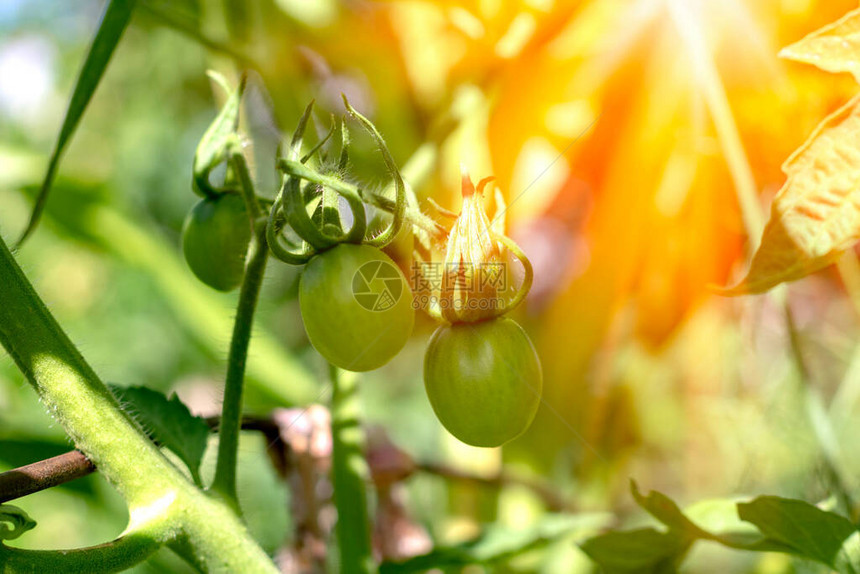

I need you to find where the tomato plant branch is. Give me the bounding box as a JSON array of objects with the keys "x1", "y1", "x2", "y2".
[
  {"x1": 0, "y1": 451, "x2": 94, "y2": 504},
  {"x1": 0, "y1": 237, "x2": 178, "y2": 509},
  {"x1": 211, "y1": 209, "x2": 271, "y2": 508},
  {"x1": 0, "y1": 415, "x2": 276, "y2": 504},
  {"x1": 0, "y1": 526, "x2": 164, "y2": 574},
  {"x1": 0, "y1": 233, "x2": 277, "y2": 573},
  {"x1": 329, "y1": 365, "x2": 376, "y2": 573},
  {"x1": 229, "y1": 147, "x2": 263, "y2": 221}
]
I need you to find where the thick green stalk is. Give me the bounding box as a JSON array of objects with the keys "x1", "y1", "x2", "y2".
[
  {"x1": 329, "y1": 365, "x2": 376, "y2": 574},
  {"x1": 0, "y1": 237, "x2": 175, "y2": 509},
  {"x1": 211, "y1": 149, "x2": 269, "y2": 506},
  {"x1": 0, "y1": 233, "x2": 277, "y2": 573},
  {"x1": 211, "y1": 224, "x2": 269, "y2": 505},
  {"x1": 230, "y1": 149, "x2": 262, "y2": 221},
  {"x1": 0, "y1": 527, "x2": 162, "y2": 573}
]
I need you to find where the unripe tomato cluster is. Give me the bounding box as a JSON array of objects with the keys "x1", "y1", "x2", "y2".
[{"x1": 183, "y1": 85, "x2": 541, "y2": 448}]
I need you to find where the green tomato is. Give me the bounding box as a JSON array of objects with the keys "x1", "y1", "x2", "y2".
[
  {"x1": 182, "y1": 193, "x2": 251, "y2": 292},
  {"x1": 299, "y1": 243, "x2": 415, "y2": 371},
  {"x1": 423, "y1": 317, "x2": 542, "y2": 447}
]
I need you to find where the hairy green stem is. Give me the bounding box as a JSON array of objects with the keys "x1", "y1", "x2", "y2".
[
  {"x1": 329, "y1": 365, "x2": 376, "y2": 574},
  {"x1": 0, "y1": 238, "x2": 174, "y2": 509},
  {"x1": 230, "y1": 148, "x2": 262, "y2": 221},
  {"x1": 0, "y1": 232, "x2": 277, "y2": 573},
  {"x1": 211, "y1": 224, "x2": 270, "y2": 506},
  {"x1": 0, "y1": 526, "x2": 163, "y2": 574},
  {"x1": 279, "y1": 159, "x2": 362, "y2": 203},
  {"x1": 211, "y1": 143, "x2": 269, "y2": 507}
]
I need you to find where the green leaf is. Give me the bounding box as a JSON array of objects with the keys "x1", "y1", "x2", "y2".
[
  {"x1": 779, "y1": 7, "x2": 860, "y2": 83},
  {"x1": 579, "y1": 528, "x2": 687, "y2": 574},
  {"x1": 111, "y1": 385, "x2": 210, "y2": 485},
  {"x1": 382, "y1": 514, "x2": 607, "y2": 573},
  {"x1": 630, "y1": 481, "x2": 789, "y2": 553},
  {"x1": 631, "y1": 480, "x2": 708, "y2": 538},
  {"x1": 682, "y1": 497, "x2": 794, "y2": 553},
  {"x1": 718, "y1": 95, "x2": 860, "y2": 295},
  {"x1": 738, "y1": 496, "x2": 860, "y2": 573},
  {"x1": 582, "y1": 483, "x2": 859, "y2": 574},
  {"x1": 0, "y1": 505, "x2": 36, "y2": 541},
  {"x1": 17, "y1": 0, "x2": 136, "y2": 247},
  {"x1": 193, "y1": 71, "x2": 246, "y2": 197}
]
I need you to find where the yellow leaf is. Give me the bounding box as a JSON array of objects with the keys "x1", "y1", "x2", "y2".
[
  {"x1": 723, "y1": 94, "x2": 860, "y2": 295},
  {"x1": 780, "y1": 7, "x2": 860, "y2": 82}
]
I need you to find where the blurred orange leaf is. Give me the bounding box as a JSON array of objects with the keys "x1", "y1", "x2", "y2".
[
  {"x1": 780, "y1": 7, "x2": 860, "y2": 82},
  {"x1": 724, "y1": 94, "x2": 860, "y2": 295}
]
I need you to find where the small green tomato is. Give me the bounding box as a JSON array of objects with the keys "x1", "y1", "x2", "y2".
[
  {"x1": 181, "y1": 193, "x2": 251, "y2": 292},
  {"x1": 299, "y1": 243, "x2": 415, "y2": 371},
  {"x1": 423, "y1": 317, "x2": 542, "y2": 447}
]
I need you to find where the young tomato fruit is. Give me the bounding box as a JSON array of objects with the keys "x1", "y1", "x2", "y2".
[
  {"x1": 182, "y1": 193, "x2": 251, "y2": 292},
  {"x1": 424, "y1": 317, "x2": 542, "y2": 447},
  {"x1": 299, "y1": 243, "x2": 415, "y2": 371}
]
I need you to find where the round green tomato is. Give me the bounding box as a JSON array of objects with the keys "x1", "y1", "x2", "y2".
[
  {"x1": 299, "y1": 243, "x2": 415, "y2": 372},
  {"x1": 424, "y1": 317, "x2": 542, "y2": 447},
  {"x1": 182, "y1": 193, "x2": 251, "y2": 292}
]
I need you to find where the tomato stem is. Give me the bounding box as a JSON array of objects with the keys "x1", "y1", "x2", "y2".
[
  {"x1": 229, "y1": 146, "x2": 262, "y2": 222},
  {"x1": 211, "y1": 173, "x2": 271, "y2": 509},
  {"x1": 329, "y1": 365, "x2": 376, "y2": 573},
  {"x1": 0, "y1": 526, "x2": 164, "y2": 573}
]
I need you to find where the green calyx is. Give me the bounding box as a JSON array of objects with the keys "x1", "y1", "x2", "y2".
[
  {"x1": 192, "y1": 71, "x2": 247, "y2": 199},
  {"x1": 268, "y1": 99, "x2": 409, "y2": 265}
]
